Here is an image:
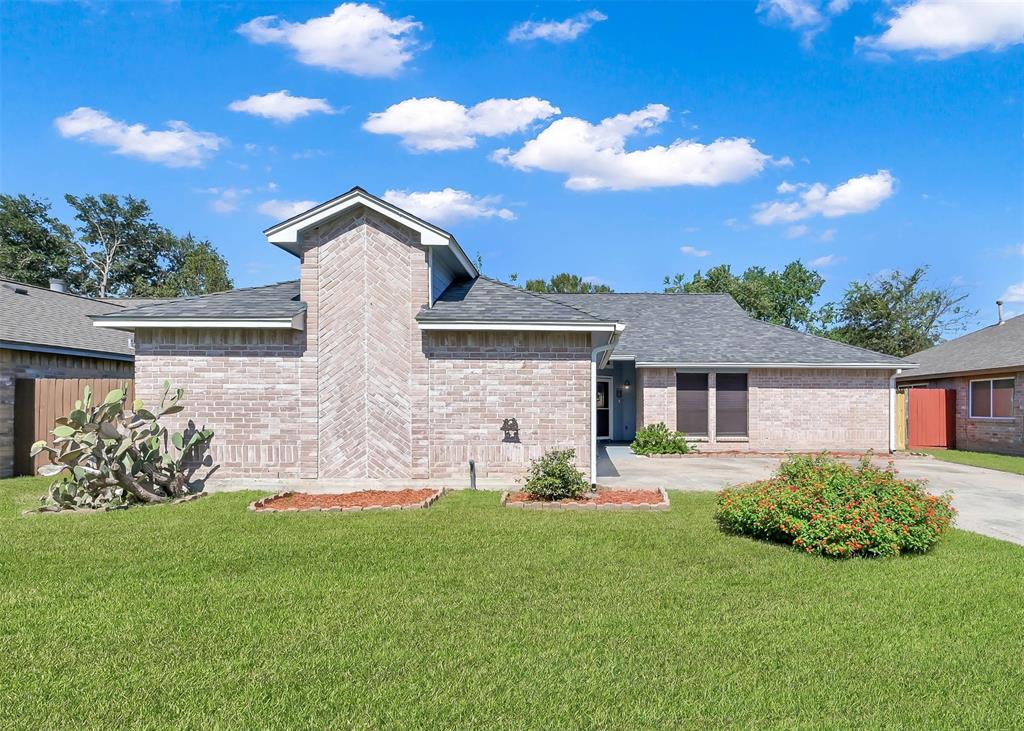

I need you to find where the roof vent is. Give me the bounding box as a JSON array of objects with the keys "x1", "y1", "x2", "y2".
[
  {"x1": 49, "y1": 278, "x2": 67, "y2": 293},
  {"x1": 997, "y1": 300, "x2": 1005, "y2": 325}
]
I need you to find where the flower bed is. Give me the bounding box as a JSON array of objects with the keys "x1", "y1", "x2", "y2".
[
  {"x1": 502, "y1": 488, "x2": 670, "y2": 510},
  {"x1": 250, "y1": 488, "x2": 444, "y2": 513},
  {"x1": 716, "y1": 454, "x2": 955, "y2": 558}
]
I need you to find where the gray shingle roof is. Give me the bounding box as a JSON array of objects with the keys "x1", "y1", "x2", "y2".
[
  {"x1": 0, "y1": 279, "x2": 134, "y2": 358},
  {"x1": 419, "y1": 280, "x2": 907, "y2": 366},
  {"x1": 417, "y1": 276, "x2": 610, "y2": 323},
  {"x1": 546, "y1": 292, "x2": 908, "y2": 366},
  {"x1": 896, "y1": 314, "x2": 1024, "y2": 380},
  {"x1": 93, "y1": 281, "x2": 304, "y2": 321}
]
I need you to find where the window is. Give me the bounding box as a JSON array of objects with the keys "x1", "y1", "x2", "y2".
[
  {"x1": 970, "y1": 378, "x2": 1015, "y2": 419},
  {"x1": 716, "y1": 373, "x2": 748, "y2": 437},
  {"x1": 676, "y1": 373, "x2": 708, "y2": 436}
]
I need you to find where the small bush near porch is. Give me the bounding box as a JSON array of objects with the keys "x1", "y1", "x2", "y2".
[
  {"x1": 2, "y1": 477, "x2": 1021, "y2": 729},
  {"x1": 630, "y1": 422, "x2": 692, "y2": 455}
]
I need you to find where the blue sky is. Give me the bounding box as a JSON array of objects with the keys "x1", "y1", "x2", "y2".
[{"x1": 2, "y1": 0, "x2": 1022, "y2": 327}]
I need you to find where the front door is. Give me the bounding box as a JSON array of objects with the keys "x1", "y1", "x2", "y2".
[{"x1": 596, "y1": 378, "x2": 612, "y2": 440}]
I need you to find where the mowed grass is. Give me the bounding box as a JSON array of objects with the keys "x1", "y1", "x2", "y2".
[
  {"x1": 2, "y1": 477, "x2": 1023, "y2": 730},
  {"x1": 919, "y1": 448, "x2": 1024, "y2": 475}
]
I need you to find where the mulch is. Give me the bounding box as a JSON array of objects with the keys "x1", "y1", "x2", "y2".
[
  {"x1": 504, "y1": 488, "x2": 668, "y2": 507},
  {"x1": 251, "y1": 488, "x2": 441, "y2": 512}
]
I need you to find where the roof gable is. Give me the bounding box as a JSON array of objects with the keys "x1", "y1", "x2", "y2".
[{"x1": 262, "y1": 186, "x2": 477, "y2": 279}]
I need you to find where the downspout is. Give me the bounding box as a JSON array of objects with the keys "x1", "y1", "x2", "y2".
[
  {"x1": 889, "y1": 368, "x2": 902, "y2": 453},
  {"x1": 590, "y1": 324, "x2": 626, "y2": 486}
]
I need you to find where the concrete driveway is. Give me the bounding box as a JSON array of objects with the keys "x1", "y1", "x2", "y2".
[{"x1": 597, "y1": 445, "x2": 1024, "y2": 546}]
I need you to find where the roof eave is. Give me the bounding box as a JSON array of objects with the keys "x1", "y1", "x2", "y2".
[
  {"x1": 0, "y1": 340, "x2": 133, "y2": 362},
  {"x1": 633, "y1": 361, "x2": 911, "y2": 369},
  {"x1": 417, "y1": 320, "x2": 625, "y2": 333},
  {"x1": 92, "y1": 312, "x2": 305, "y2": 331}
]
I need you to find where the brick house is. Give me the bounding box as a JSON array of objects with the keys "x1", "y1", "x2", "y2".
[
  {"x1": 93, "y1": 187, "x2": 911, "y2": 486},
  {"x1": 896, "y1": 309, "x2": 1023, "y2": 456},
  {"x1": 1, "y1": 279, "x2": 135, "y2": 477}
]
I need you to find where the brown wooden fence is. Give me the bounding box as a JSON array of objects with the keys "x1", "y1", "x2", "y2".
[{"x1": 13, "y1": 378, "x2": 134, "y2": 476}]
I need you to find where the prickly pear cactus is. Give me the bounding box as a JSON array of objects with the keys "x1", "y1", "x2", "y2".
[{"x1": 30, "y1": 381, "x2": 214, "y2": 510}]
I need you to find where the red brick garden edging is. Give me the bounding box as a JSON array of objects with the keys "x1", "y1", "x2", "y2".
[
  {"x1": 249, "y1": 488, "x2": 445, "y2": 513},
  {"x1": 501, "y1": 488, "x2": 670, "y2": 511}
]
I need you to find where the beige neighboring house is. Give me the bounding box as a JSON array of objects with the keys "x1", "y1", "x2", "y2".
[
  {"x1": 897, "y1": 308, "x2": 1024, "y2": 456},
  {"x1": 92, "y1": 187, "x2": 912, "y2": 487},
  {"x1": 0, "y1": 278, "x2": 135, "y2": 477}
]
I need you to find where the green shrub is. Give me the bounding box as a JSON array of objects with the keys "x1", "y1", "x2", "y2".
[
  {"x1": 523, "y1": 448, "x2": 589, "y2": 501},
  {"x1": 715, "y1": 453, "x2": 955, "y2": 558},
  {"x1": 631, "y1": 422, "x2": 692, "y2": 455}
]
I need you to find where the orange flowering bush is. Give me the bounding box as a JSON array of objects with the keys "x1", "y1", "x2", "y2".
[{"x1": 716, "y1": 453, "x2": 955, "y2": 558}]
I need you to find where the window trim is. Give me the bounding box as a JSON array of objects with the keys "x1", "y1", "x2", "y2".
[{"x1": 968, "y1": 377, "x2": 1015, "y2": 420}]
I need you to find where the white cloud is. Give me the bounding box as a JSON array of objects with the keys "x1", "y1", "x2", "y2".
[
  {"x1": 228, "y1": 90, "x2": 337, "y2": 123},
  {"x1": 257, "y1": 199, "x2": 318, "y2": 219},
  {"x1": 1001, "y1": 281, "x2": 1024, "y2": 302},
  {"x1": 364, "y1": 97, "x2": 560, "y2": 152},
  {"x1": 858, "y1": 0, "x2": 1024, "y2": 59},
  {"x1": 508, "y1": 9, "x2": 606, "y2": 42},
  {"x1": 202, "y1": 187, "x2": 251, "y2": 214},
  {"x1": 819, "y1": 228, "x2": 837, "y2": 242},
  {"x1": 494, "y1": 104, "x2": 775, "y2": 191},
  {"x1": 808, "y1": 253, "x2": 845, "y2": 267},
  {"x1": 776, "y1": 181, "x2": 799, "y2": 193},
  {"x1": 753, "y1": 170, "x2": 896, "y2": 225},
  {"x1": 237, "y1": 3, "x2": 422, "y2": 77},
  {"x1": 54, "y1": 107, "x2": 221, "y2": 167},
  {"x1": 683, "y1": 226, "x2": 701, "y2": 233},
  {"x1": 382, "y1": 188, "x2": 516, "y2": 225},
  {"x1": 1004, "y1": 242, "x2": 1024, "y2": 256},
  {"x1": 756, "y1": 0, "x2": 852, "y2": 44},
  {"x1": 680, "y1": 245, "x2": 710, "y2": 257},
  {"x1": 785, "y1": 224, "x2": 810, "y2": 238}
]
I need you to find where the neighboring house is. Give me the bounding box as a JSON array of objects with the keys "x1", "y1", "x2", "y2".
[
  {"x1": 93, "y1": 187, "x2": 911, "y2": 485},
  {"x1": 896, "y1": 310, "x2": 1023, "y2": 456},
  {"x1": 0, "y1": 278, "x2": 135, "y2": 477}
]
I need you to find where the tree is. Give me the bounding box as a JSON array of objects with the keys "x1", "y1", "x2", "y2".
[
  {"x1": 664, "y1": 260, "x2": 825, "y2": 331},
  {"x1": 64, "y1": 193, "x2": 172, "y2": 297},
  {"x1": 0, "y1": 194, "x2": 79, "y2": 288},
  {"x1": 131, "y1": 235, "x2": 232, "y2": 298},
  {"x1": 824, "y1": 267, "x2": 973, "y2": 357},
  {"x1": 525, "y1": 272, "x2": 613, "y2": 293}
]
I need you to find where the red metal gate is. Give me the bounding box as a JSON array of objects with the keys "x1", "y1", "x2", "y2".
[{"x1": 907, "y1": 388, "x2": 956, "y2": 449}]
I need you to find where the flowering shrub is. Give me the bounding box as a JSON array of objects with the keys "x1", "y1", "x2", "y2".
[
  {"x1": 631, "y1": 422, "x2": 692, "y2": 455},
  {"x1": 523, "y1": 448, "x2": 589, "y2": 501},
  {"x1": 716, "y1": 453, "x2": 955, "y2": 558}
]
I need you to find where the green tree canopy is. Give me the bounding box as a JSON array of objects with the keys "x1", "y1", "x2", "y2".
[
  {"x1": 0, "y1": 194, "x2": 78, "y2": 288},
  {"x1": 525, "y1": 273, "x2": 613, "y2": 293},
  {"x1": 823, "y1": 267, "x2": 973, "y2": 357},
  {"x1": 664, "y1": 260, "x2": 825, "y2": 331},
  {"x1": 0, "y1": 193, "x2": 232, "y2": 298}
]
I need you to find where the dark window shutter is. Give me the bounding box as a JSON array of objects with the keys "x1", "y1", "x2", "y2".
[
  {"x1": 676, "y1": 373, "x2": 708, "y2": 436},
  {"x1": 716, "y1": 373, "x2": 748, "y2": 437}
]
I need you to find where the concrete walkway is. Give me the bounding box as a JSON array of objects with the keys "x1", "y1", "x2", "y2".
[{"x1": 598, "y1": 445, "x2": 1024, "y2": 546}]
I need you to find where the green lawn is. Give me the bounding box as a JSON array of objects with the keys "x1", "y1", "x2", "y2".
[
  {"x1": 2, "y1": 477, "x2": 1023, "y2": 730},
  {"x1": 919, "y1": 448, "x2": 1024, "y2": 475}
]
